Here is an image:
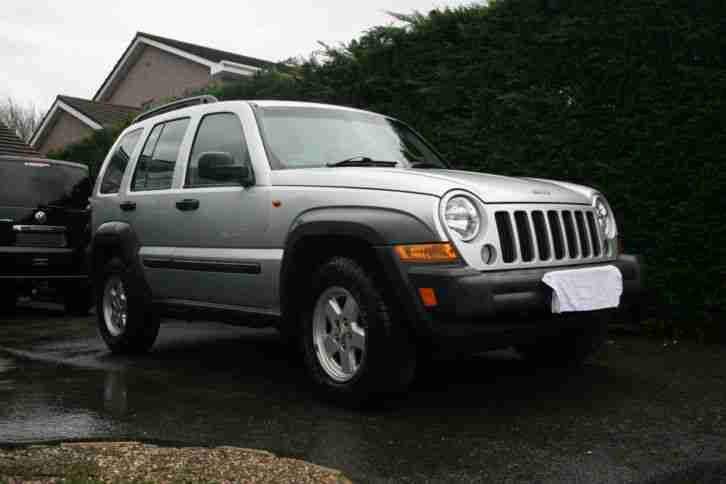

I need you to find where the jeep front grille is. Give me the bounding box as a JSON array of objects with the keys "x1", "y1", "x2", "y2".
[{"x1": 494, "y1": 207, "x2": 605, "y2": 265}]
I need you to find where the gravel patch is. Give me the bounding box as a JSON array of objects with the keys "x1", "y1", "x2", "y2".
[{"x1": 0, "y1": 441, "x2": 352, "y2": 483}]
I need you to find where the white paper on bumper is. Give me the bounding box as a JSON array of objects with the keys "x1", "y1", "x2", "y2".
[{"x1": 542, "y1": 265, "x2": 623, "y2": 313}]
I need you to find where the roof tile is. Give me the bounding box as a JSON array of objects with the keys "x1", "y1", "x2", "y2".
[
  {"x1": 0, "y1": 121, "x2": 41, "y2": 157},
  {"x1": 138, "y1": 32, "x2": 275, "y2": 69},
  {"x1": 58, "y1": 96, "x2": 140, "y2": 127}
]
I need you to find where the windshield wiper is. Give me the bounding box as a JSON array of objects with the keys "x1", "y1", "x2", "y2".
[
  {"x1": 326, "y1": 156, "x2": 398, "y2": 167},
  {"x1": 409, "y1": 161, "x2": 443, "y2": 169}
]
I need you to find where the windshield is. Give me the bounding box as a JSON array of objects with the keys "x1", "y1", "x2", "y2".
[
  {"x1": 256, "y1": 106, "x2": 447, "y2": 169},
  {"x1": 0, "y1": 159, "x2": 91, "y2": 209}
]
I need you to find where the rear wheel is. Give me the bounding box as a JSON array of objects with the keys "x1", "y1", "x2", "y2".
[
  {"x1": 516, "y1": 311, "x2": 611, "y2": 366},
  {"x1": 301, "y1": 257, "x2": 416, "y2": 406},
  {"x1": 97, "y1": 257, "x2": 159, "y2": 354}
]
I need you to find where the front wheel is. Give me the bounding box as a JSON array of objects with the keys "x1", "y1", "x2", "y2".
[
  {"x1": 97, "y1": 257, "x2": 159, "y2": 354},
  {"x1": 301, "y1": 257, "x2": 416, "y2": 406}
]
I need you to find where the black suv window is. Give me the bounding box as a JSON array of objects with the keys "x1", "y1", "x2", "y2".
[
  {"x1": 0, "y1": 159, "x2": 91, "y2": 209},
  {"x1": 100, "y1": 128, "x2": 142, "y2": 194},
  {"x1": 132, "y1": 118, "x2": 189, "y2": 191},
  {"x1": 186, "y1": 113, "x2": 250, "y2": 187}
]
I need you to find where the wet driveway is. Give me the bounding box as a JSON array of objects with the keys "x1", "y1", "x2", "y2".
[{"x1": 1, "y1": 303, "x2": 725, "y2": 483}]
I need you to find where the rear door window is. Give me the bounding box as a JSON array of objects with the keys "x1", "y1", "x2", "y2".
[
  {"x1": 131, "y1": 118, "x2": 189, "y2": 191},
  {"x1": 100, "y1": 128, "x2": 143, "y2": 194}
]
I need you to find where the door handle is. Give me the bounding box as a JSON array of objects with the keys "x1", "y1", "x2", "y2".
[
  {"x1": 176, "y1": 199, "x2": 200, "y2": 211},
  {"x1": 119, "y1": 201, "x2": 136, "y2": 212}
]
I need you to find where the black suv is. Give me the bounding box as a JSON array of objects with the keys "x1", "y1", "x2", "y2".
[{"x1": 0, "y1": 156, "x2": 93, "y2": 314}]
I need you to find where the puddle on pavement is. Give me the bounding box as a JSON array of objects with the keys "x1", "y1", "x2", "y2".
[
  {"x1": 0, "y1": 356, "x2": 128, "y2": 442},
  {"x1": 1, "y1": 323, "x2": 724, "y2": 484}
]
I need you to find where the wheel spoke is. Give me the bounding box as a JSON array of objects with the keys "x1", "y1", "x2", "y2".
[
  {"x1": 342, "y1": 295, "x2": 359, "y2": 322},
  {"x1": 349, "y1": 323, "x2": 366, "y2": 351},
  {"x1": 326, "y1": 298, "x2": 343, "y2": 324},
  {"x1": 339, "y1": 347, "x2": 356, "y2": 374},
  {"x1": 103, "y1": 276, "x2": 128, "y2": 337},
  {"x1": 322, "y1": 334, "x2": 339, "y2": 357}
]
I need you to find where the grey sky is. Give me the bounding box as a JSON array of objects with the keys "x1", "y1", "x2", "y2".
[{"x1": 1, "y1": 0, "x2": 475, "y2": 112}]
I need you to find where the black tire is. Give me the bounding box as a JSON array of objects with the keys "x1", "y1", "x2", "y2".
[
  {"x1": 0, "y1": 283, "x2": 17, "y2": 315},
  {"x1": 97, "y1": 257, "x2": 159, "y2": 354},
  {"x1": 516, "y1": 310, "x2": 612, "y2": 367},
  {"x1": 64, "y1": 284, "x2": 93, "y2": 316},
  {"x1": 301, "y1": 256, "x2": 417, "y2": 407}
]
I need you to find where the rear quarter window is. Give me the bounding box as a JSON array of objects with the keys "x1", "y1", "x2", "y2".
[{"x1": 100, "y1": 128, "x2": 143, "y2": 194}]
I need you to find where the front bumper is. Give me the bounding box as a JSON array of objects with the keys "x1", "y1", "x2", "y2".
[{"x1": 377, "y1": 249, "x2": 643, "y2": 348}]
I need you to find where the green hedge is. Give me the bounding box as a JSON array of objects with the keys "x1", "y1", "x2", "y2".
[
  {"x1": 51, "y1": 0, "x2": 725, "y2": 338},
  {"x1": 47, "y1": 122, "x2": 129, "y2": 180}
]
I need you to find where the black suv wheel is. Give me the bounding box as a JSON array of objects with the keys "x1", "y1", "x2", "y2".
[
  {"x1": 97, "y1": 257, "x2": 159, "y2": 354},
  {"x1": 301, "y1": 257, "x2": 417, "y2": 406}
]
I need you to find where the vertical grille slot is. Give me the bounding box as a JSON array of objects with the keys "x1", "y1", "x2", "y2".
[
  {"x1": 574, "y1": 211, "x2": 590, "y2": 258},
  {"x1": 586, "y1": 212, "x2": 601, "y2": 256},
  {"x1": 547, "y1": 210, "x2": 565, "y2": 260},
  {"x1": 531, "y1": 211, "x2": 550, "y2": 260},
  {"x1": 513, "y1": 211, "x2": 534, "y2": 262},
  {"x1": 561, "y1": 211, "x2": 578, "y2": 258},
  {"x1": 495, "y1": 211, "x2": 517, "y2": 263},
  {"x1": 492, "y1": 205, "x2": 607, "y2": 268}
]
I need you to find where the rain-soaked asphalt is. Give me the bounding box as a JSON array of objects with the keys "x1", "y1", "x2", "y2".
[{"x1": 1, "y1": 302, "x2": 725, "y2": 483}]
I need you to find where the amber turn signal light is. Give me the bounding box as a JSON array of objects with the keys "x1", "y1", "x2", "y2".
[
  {"x1": 418, "y1": 287, "x2": 438, "y2": 307},
  {"x1": 394, "y1": 243, "x2": 458, "y2": 262}
]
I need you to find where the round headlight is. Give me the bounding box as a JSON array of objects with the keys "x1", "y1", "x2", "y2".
[
  {"x1": 593, "y1": 195, "x2": 616, "y2": 239},
  {"x1": 445, "y1": 196, "x2": 480, "y2": 241}
]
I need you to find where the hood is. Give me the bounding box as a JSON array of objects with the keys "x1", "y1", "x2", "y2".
[{"x1": 271, "y1": 168, "x2": 592, "y2": 204}]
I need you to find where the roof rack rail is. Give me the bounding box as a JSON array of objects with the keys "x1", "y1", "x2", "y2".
[{"x1": 132, "y1": 95, "x2": 219, "y2": 124}]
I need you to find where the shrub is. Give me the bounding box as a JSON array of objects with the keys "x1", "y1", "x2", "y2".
[{"x1": 51, "y1": 0, "x2": 726, "y2": 336}]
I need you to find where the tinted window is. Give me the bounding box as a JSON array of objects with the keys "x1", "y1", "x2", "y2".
[
  {"x1": 0, "y1": 159, "x2": 91, "y2": 209},
  {"x1": 132, "y1": 124, "x2": 162, "y2": 191},
  {"x1": 186, "y1": 113, "x2": 250, "y2": 187},
  {"x1": 100, "y1": 128, "x2": 142, "y2": 194},
  {"x1": 131, "y1": 118, "x2": 189, "y2": 191}
]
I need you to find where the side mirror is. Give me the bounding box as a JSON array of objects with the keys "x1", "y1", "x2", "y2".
[{"x1": 197, "y1": 152, "x2": 253, "y2": 186}]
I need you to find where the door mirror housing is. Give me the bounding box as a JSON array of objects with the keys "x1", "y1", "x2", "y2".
[{"x1": 197, "y1": 152, "x2": 253, "y2": 186}]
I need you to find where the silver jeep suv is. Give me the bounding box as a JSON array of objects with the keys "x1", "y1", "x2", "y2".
[{"x1": 91, "y1": 96, "x2": 642, "y2": 404}]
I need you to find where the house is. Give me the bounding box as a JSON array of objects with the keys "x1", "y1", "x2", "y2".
[
  {"x1": 0, "y1": 121, "x2": 41, "y2": 157},
  {"x1": 31, "y1": 96, "x2": 140, "y2": 155},
  {"x1": 31, "y1": 32, "x2": 275, "y2": 155}
]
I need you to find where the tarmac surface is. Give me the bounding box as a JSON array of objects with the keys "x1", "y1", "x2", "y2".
[{"x1": 1, "y1": 302, "x2": 725, "y2": 483}]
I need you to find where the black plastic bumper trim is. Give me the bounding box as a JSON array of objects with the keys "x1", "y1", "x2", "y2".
[{"x1": 375, "y1": 249, "x2": 643, "y2": 343}]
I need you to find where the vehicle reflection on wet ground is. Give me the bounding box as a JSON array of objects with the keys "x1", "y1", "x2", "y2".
[{"x1": 1, "y1": 303, "x2": 725, "y2": 483}]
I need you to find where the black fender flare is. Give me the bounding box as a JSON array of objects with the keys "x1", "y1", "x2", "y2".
[
  {"x1": 89, "y1": 221, "x2": 152, "y2": 299},
  {"x1": 279, "y1": 207, "x2": 438, "y2": 336}
]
